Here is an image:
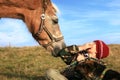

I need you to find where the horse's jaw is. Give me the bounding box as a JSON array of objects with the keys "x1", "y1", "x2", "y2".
[{"x1": 38, "y1": 39, "x2": 66, "y2": 56}]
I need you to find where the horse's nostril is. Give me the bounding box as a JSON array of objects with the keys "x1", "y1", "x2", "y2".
[{"x1": 52, "y1": 46, "x2": 61, "y2": 57}]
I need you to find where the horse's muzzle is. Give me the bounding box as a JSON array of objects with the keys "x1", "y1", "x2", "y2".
[{"x1": 50, "y1": 40, "x2": 66, "y2": 56}]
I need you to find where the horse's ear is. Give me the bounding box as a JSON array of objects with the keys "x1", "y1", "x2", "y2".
[{"x1": 45, "y1": 0, "x2": 51, "y2": 5}]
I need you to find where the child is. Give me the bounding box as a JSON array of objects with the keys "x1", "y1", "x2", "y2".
[{"x1": 45, "y1": 40, "x2": 109, "y2": 80}]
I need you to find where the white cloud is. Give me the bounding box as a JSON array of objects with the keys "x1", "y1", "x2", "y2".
[
  {"x1": 109, "y1": 19, "x2": 120, "y2": 26},
  {"x1": 55, "y1": 0, "x2": 120, "y2": 44},
  {"x1": 60, "y1": 0, "x2": 120, "y2": 27},
  {"x1": 0, "y1": 18, "x2": 37, "y2": 46}
]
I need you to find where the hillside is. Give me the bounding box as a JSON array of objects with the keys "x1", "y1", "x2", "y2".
[{"x1": 0, "y1": 44, "x2": 120, "y2": 80}]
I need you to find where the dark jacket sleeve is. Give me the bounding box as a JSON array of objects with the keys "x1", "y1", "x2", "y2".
[{"x1": 58, "y1": 45, "x2": 79, "y2": 65}]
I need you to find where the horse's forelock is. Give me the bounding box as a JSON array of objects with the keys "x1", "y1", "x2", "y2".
[{"x1": 52, "y1": 3, "x2": 60, "y2": 14}]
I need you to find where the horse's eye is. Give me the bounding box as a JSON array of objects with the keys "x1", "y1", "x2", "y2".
[
  {"x1": 53, "y1": 18, "x2": 58, "y2": 24},
  {"x1": 52, "y1": 16, "x2": 58, "y2": 24}
]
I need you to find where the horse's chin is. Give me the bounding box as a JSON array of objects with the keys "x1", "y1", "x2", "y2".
[{"x1": 47, "y1": 40, "x2": 66, "y2": 56}]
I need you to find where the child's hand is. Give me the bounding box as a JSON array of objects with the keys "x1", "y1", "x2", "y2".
[{"x1": 76, "y1": 54, "x2": 85, "y2": 61}]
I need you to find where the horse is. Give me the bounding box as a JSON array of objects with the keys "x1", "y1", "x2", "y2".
[
  {"x1": 0, "y1": 0, "x2": 66, "y2": 56},
  {"x1": 75, "y1": 58, "x2": 120, "y2": 80}
]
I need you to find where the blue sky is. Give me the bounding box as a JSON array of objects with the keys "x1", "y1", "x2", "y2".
[{"x1": 0, "y1": 0, "x2": 120, "y2": 47}]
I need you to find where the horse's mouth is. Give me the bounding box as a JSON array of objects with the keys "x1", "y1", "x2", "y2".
[{"x1": 47, "y1": 40, "x2": 66, "y2": 56}]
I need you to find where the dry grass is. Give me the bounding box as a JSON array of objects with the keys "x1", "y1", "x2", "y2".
[
  {"x1": 103, "y1": 44, "x2": 120, "y2": 71},
  {"x1": 0, "y1": 46, "x2": 66, "y2": 80},
  {"x1": 0, "y1": 44, "x2": 120, "y2": 80}
]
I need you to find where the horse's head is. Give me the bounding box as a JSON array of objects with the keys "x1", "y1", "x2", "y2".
[
  {"x1": 32, "y1": 0, "x2": 66, "y2": 56},
  {"x1": 0, "y1": 0, "x2": 65, "y2": 56}
]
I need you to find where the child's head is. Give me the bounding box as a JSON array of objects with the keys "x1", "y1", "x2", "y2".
[{"x1": 79, "y1": 40, "x2": 109, "y2": 59}]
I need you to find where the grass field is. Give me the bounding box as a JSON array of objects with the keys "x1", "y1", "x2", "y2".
[{"x1": 0, "y1": 44, "x2": 120, "y2": 80}]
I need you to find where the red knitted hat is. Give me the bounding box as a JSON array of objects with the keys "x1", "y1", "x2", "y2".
[{"x1": 94, "y1": 40, "x2": 109, "y2": 59}]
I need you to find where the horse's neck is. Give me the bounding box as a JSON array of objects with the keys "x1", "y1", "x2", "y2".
[
  {"x1": 0, "y1": 0, "x2": 44, "y2": 34},
  {"x1": 0, "y1": 0, "x2": 41, "y2": 10},
  {"x1": 0, "y1": 0, "x2": 42, "y2": 19}
]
